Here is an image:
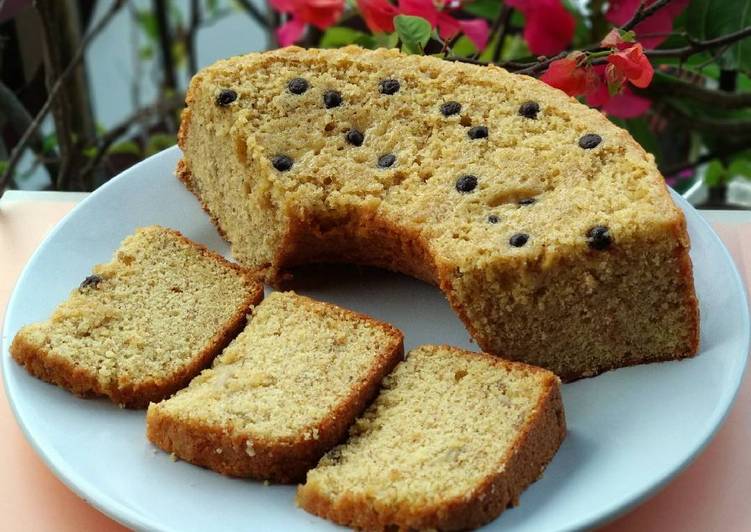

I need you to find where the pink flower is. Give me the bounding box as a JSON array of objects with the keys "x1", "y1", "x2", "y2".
[
  {"x1": 607, "y1": 43, "x2": 654, "y2": 88},
  {"x1": 542, "y1": 60, "x2": 651, "y2": 119},
  {"x1": 585, "y1": 65, "x2": 651, "y2": 118},
  {"x1": 539, "y1": 55, "x2": 588, "y2": 96},
  {"x1": 358, "y1": 0, "x2": 489, "y2": 50},
  {"x1": 606, "y1": 0, "x2": 690, "y2": 49},
  {"x1": 506, "y1": 0, "x2": 575, "y2": 56},
  {"x1": 357, "y1": 0, "x2": 398, "y2": 33},
  {"x1": 270, "y1": 0, "x2": 345, "y2": 46}
]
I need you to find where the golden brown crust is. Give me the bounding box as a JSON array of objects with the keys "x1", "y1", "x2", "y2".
[
  {"x1": 296, "y1": 349, "x2": 566, "y2": 530},
  {"x1": 10, "y1": 227, "x2": 264, "y2": 408},
  {"x1": 176, "y1": 46, "x2": 700, "y2": 381},
  {"x1": 146, "y1": 302, "x2": 404, "y2": 483}
]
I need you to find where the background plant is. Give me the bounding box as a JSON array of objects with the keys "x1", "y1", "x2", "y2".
[{"x1": 0, "y1": 0, "x2": 750, "y2": 204}]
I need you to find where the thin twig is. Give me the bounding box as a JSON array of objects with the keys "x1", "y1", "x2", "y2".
[
  {"x1": 492, "y1": 6, "x2": 513, "y2": 64},
  {"x1": 233, "y1": 0, "x2": 268, "y2": 28},
  {"x1": 621, "y1": 0, "x2": 672, "y2": 32},
  {"x1": 78, "y1": 94, "x2": 185, "y2": 183},
  {"x1": 663, "y1": 101, "x2": 751, "y2": 136},
  {"x1": 0, "y1": 0, "x2": 125, "y2": 195},
  {"x1": 153, "y1": 0, "x2": 177, "y2": 91},
  {"x1": 645, "y1": 74, "x2": 751, "y2": 108},
  {"x1": 660, "y1": 145, "x2": 751, "y2": 176},
  {"x1": 187, "y1": 0, "x2": 201, "y2": 76},
  {"x1": 647, "y1": 26, "x2": 751, "y2": 59}
]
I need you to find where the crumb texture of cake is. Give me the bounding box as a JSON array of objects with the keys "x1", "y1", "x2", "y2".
[
  {"x1": 10, "y1": 226, "x2": 263, "y2": 408},
  {"x1": 146, "y1": 291, "x2": 404, "y2": 483},
  {"x1": 178, "y1": 45, "x2": 699, "y2": 380},
  {"x1": 297, "y1": 344, "x2": 566, "y2": 531}
]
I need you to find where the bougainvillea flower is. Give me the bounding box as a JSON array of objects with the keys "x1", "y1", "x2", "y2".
[
  {"x1": 271, "y1": 0, "x2": 345, "y2": 46},
  {"x1": 506, "y1": 0, "x2": 575, "y2": 56},
  {"x1": 607, "y1": 43, "x2": 653, "y2": 88},
  {"x1": 606, "y1": 0, "x2": 690, "y2": 49},
  {"x1": 358, "y1": 0, "x2": 489, "y2": 50},
  {"x1": 602, "y1": 87, "x2": 651, "y2": 118},
  {"x1": 539, "y1": 55, "x2": 588, "y2": 96},
  {"x1": 543, "y1": 61, "x2": 651, "y2": 119},
  {"x1": 357, "y1": 0, "x2": 399, "y2": 33}
]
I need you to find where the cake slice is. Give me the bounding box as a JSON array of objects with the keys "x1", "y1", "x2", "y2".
[
  {"x1": 10, "y1": 226, "x2": 263, "y2": 408},
  {"x1": 146, "y1": 291, "x2": 404, "y2": 483},
  {"x1": 297, "y1": 344, "x2": 566, "y2": 530}
]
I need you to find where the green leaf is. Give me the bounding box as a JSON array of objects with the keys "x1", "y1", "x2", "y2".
[
  {"x1": 206, "y1": 0, "x2": 219, "y2": 15},
  {"x1": 704, "y1": 159, "x2": 727, "y2": 186},
  {"x1": 135, "y1": 10, "x2": 159, "y2": 41},
  {"x1": 354, "y1": 34, "x2": 378, "y2": 49},
  {"x1": 139, "y1": 45, "x2": 154, "y2": 60},
  {"x1": 41, "y1": 133, "x2": 58, "y2": 155},
  {"x1": 728, "y1": 154, "x2": 751, "y2": 178},
  {"x1": 463, "y1": 0, "x2": 500, "y2": 20},
  {"x1": 320, "y1": 27, "x2": 366, "y2": 48},
  {"x1": 172, "y1": 41, "x2": 186, "y2": 67},
  {"x1": 452, "y1": 35, "x2": 478, "y2": 57},
  {"x1": 108, "y1": 140, "x2": 142, "y2": 157},
  {"x1": 375, "y1": 31, "x2": 400, "y2": 49},
  {"x1": 686, "y1": 0, "x2": 751, "y2": 70},
  {"x1": 394, "y1": 15, "x2": 431, "y2": 55},
  {"x1": 146, "y1": 133, "x2": 176, "y2": 156},
  {"x1": 0, "y1": 161, "x2": 8, "y2": 175}
]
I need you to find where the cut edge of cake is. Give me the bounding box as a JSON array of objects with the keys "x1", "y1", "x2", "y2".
[
  {"x1": 296, "y1": 344, "x2": 566, "y2": 530},
  {"x1": 10, "y1": 226, "x2": 264, "y2": 408},
  {"x1": 146, "y1": 292, "x2": 405, "y2": 483}
]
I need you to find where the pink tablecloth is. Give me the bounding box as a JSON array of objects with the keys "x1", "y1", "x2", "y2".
[{"x1": 1, "y1": 201, "x2": 749, "y2": 531}]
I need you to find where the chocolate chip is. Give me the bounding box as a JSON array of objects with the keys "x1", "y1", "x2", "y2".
[
  {"x1": 346, "y1": 129, "x2": 364, "y2": 146},
  {"x1": 440, "y1": 101, "x2": 461, "y2": 116},
  {"x1": 379, "y1": 79, "x2": 400, "y2": 95},
  {"x1": 509, "y1": 233, "x2": 529, "y2": 247},
  {"x1": 579, "y1": 133, "x2": 602, "y2": 149},
  {"x1": 216, "y1": 90, "x2": 237, "y2": 107},
  {"x1": 272, "y1": 155, "x2": 293, "y2": 171},
  {"x1": 468, "y1": 126, "x2": 488, "y2": 140},
  {"x1": 288, "y1": 78, "x2": 309, "y2": 94},
  {"x1": 587, "y1": 225, "x2": 612, "y2": 250},
  {"x1": 378, "y1": 154, "x2": 396, "y2": 168},
  {"x1": 518, "y1": 197, "x2": 536, "y2": 206},
  {"x1": 323, "y1": 90, "x2": 342, "y2": 108},
  {"x1": 455, "y1": 175, "x2": 478, "y2": 193},
  {"x1": 519, "y1": 101, "x2": 540, "y2": 119},
  {"x1": 79, "y1": 275, "x2": 102, "y2": 291},
  {"x1": 488, "y1": 215, "x2": 500, "y2": 224}
]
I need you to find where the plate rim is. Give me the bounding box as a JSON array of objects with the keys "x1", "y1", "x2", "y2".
[{"x1": 2, "y1": 145, "x2": 749, "y2": 532}]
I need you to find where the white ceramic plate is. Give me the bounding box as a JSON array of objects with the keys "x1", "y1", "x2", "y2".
[{"x1": 3, "y1": 146, "x2": 749, "y2": 532}]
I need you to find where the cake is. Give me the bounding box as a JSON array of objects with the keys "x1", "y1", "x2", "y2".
[
  {"x1": 177, "y1": 45, "x2": 699, "y2": 380},
  {"x1": 297, "y1": 344, "x2": 566, "y2": 530},
  {"x1": 10, "y1": 226, "x2": 263, "y2": 408},
  {"x1": 145, "y1": 291, "x2": 403, "y2": 483}
]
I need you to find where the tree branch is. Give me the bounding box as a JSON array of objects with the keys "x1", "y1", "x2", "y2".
[
  {"x1": 644, "y1": 74, "x2": 751, "y2": 109},
  {"x1": 660, "y1": 145, "x2": 750, "y2": 176},
  {"x1": 0, "y1": 81, "x2": 58, "y2": 180},
  {"x1": 621, "y1": 0, "x2": 672, "y2": 32},
  {"x1": 233, "y1": 0, "x2": 268, "y2": 28},
  {"x1": 663, "y1": 102, "x2": 751, "y2": 136},
  {"x1": 646, "y1": 26, "x2": 751, "y2": 59},
  {"x1": 0, "y1": 0, "x2": 125, "y2": 196},
  {"x1": 153, "y1": 0, "x2": 177, "y2": 91},
  {"x1": 78, "y1": 94, "x2": 185, "y2": 183},
  {"x1": 491, "y1": 5, "x2": 513, "y2": 64},
  {"x1": 187, "y1": 0, "x2": 201, "y2": 76}
]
